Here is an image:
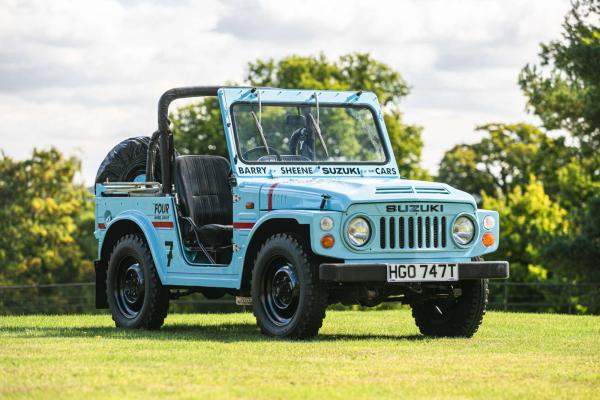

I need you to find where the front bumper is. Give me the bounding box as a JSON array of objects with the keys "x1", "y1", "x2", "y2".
[{"x1": 319, "y1": 261, "x2": 509, "y2": 282}]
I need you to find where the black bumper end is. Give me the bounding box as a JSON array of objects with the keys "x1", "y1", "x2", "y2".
[{"x1": 319, "y1": 261, "x2": 509, "y2": 283}]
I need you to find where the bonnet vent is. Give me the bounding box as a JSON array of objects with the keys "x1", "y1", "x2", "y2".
[
  {"x1": 375, "y1": 186, "x2": 414, "y2": 195},
  {"x1": 375, "y1": 186, "x2": 449, "y2": 195},
  {"x1": 414, "y1": 186, "x2": 449, "y2": 195}
]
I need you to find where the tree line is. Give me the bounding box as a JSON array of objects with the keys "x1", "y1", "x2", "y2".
[{"x1": 0, "y1": 1, "x2": 597, "y2": 312}]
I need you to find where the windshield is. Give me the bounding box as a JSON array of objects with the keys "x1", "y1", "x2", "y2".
[{"x1": 231, "y1": 103, "x2": 387, "y2": 163}]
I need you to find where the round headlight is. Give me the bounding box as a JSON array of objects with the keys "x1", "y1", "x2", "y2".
[
  {"x1": 483, "y1": 215, "x2": 496, "y2": 230},
  {"x1": 320, "y1": 216, "x2": 334, "y2": 231},
  {"x1": 452, "y1": 216, "x2": 475, "y2": 246},
  {"x1": 347, "y1": 217, "x2": 371, "y2": 247}
]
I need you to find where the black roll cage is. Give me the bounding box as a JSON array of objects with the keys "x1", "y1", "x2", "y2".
[{"x1": 146, "y1": 86, "x2": 224, "y2": 195}]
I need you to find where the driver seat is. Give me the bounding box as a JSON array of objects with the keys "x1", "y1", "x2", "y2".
[{"x1": 174, "y1": 155, "x2": 233, "y2": 248}]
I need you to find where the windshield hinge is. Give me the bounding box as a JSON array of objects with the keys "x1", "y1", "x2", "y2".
[{"x1": 320, "y1": 194, "x2": 331, "y2": 210}]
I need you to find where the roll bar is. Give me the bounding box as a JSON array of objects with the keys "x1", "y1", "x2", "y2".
[{"x1": 146, "y1": 86, "x2": 222, "y2": 195}]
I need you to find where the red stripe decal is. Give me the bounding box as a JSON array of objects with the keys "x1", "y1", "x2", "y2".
[
  {"x1": 153, "y1": 221, "x2": 174, "y2": 229},
  {"x1": 267, "y1": 182, "x2": 280, "y2": 211},
  {"x1": 233, "y1": 222, "x2": 255, "y2": 229},
  {"x1": 98, "y1": 223, "x2": 106, "y2": 230}
]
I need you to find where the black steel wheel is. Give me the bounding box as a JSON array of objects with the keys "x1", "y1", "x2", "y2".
[
  {"x1": 106, "y1": 234, "x2": 169, "y2": 329},
  {"x1": 262, "y1": 262, "x2": 300, "y2": 326},
  {"x1": 114, "y1": 258, "x2": 145, "y2": 318},
  {"x1": 251, "y1": 233, "x2": 327, "y2": 339}
]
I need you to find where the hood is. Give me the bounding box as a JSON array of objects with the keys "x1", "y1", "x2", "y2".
[{"x1": 256, "y1": 177, "x2": 476, "y2": 212}]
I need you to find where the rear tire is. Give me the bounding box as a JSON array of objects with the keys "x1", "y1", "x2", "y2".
[
  {"x1": 411, "y1": 279, "x2": 488, "y2": 338},
  {"x1": 95, "y1": 136, "x2": 161, "y2": 184},
  {"x1": 106, "y1": 234, "x2": 169, "y2": 330},
  {"x1": 251, "y1": 233, "x2": 327, "y2": 339}
]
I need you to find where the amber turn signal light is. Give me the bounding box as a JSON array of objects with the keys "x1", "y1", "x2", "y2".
[
  {"x1": 321, "y1": 234, "x2": 335, "y2": 248},
  {"x1": 482, "y1": 232, "x2": 495, "y2": 247}
]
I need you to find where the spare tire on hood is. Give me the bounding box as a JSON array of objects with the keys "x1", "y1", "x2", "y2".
[{"x1": 95, "y1": 136, "x2": 162, "y2": 184}]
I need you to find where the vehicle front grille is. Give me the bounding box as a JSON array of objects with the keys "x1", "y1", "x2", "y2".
[{"x1": 379, "y1": 216, "x2": 448, "y2": 250}]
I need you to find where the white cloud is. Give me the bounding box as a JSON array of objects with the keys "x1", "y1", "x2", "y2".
[{"x1": 0, "y1": 0, "x2": 570, "y2": 183}]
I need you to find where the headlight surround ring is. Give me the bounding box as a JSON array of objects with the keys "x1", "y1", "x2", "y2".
[
  {"x1": 345, "y1": 215, "x2": 372, "y2": 248},
  {"x1": 451, "y1": 214, "x2": 477, "y2": 247}
]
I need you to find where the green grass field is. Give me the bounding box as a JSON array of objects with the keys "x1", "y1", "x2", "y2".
[{"x1": 0, "y1": 310, "x2": 598, "y2": 399}]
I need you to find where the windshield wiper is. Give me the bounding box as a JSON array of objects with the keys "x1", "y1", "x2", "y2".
[
  {"x1": 308, "y1": 113, "x2": 328, "y2": 158},
  {"x1": 250, "y1": 111, "x2": 270, "y2": 155}
]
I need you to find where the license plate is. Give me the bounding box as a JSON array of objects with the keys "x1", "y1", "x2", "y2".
[{"x1": 387, "y1": 263, "x2": 459, "y2": 282}]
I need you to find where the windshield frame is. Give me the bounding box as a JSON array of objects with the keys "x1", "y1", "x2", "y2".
[{"x1": 229, "y1": 101, "x2": 390, "y2": 166}]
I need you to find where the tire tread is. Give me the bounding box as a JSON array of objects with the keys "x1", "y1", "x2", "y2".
[
  {"x1": 106, "y1": 234, "x2": 169, "y2": 330},
  {"x1": 411, "y1": 279, "x2": 488, "y2": 337},
  {"x1": 252, "y1": 233, "x2": 327, "y2": 339}
]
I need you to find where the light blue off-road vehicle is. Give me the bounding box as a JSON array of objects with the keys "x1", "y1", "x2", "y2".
[{"x1": 94, "y1": 86, "x2": 509, "y2": 339}]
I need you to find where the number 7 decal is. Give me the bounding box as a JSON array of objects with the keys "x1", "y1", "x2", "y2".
[{"x1": 165, "y1": 241, "x2": 173, "y2": 267}]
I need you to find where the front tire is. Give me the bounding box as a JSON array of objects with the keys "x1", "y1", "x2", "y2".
[
  {"x1": 411, "y1": 279, "x2": 488, "y2": 338},
  {"x1": 251, "y1": 233, "x2": 327, "y2": 339},
  {"x1": 106, "y1": 234, "x2": 169, "y2": 329}
]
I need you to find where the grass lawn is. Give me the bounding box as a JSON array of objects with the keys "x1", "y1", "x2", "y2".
[{"x1": 0, "y1": 310, "x2": 598, "y2": 399}]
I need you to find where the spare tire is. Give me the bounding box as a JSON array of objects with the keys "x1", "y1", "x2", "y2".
[{"x1": 95, "y1": 137, "x2": 162, "y2": 184}]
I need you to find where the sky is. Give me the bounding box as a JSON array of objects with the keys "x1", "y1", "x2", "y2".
[{"x1": 0, "y1": 0, "x2": 571, "y2": 184}]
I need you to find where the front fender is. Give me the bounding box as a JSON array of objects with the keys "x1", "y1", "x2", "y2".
[
  {"x1": 244, "y1": 210, "x2": 316, "y2": 242},
  {"x1": 100, "y1": 210, "x2": 168, "y2": 284},
  {"x1": 244, "y1": 209, "x2": 343, "y2": 257},
  {"x1": 471, "y1": 209, "x2": 500, "y2": 256}
]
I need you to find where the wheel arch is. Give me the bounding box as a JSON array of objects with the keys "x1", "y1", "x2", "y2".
[
  {"x1": 100, "y1": 219, "x2": 144, "y2": 264},
  {"x1": 99, "y1": 213, "x2": 167, "y2": 283},
  {"x1": 240, "y1": 218, "x2": 310, "y2": 293}
]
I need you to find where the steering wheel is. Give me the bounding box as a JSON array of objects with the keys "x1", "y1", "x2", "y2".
[
  {"x1": 289, "y1": 128, "x2": 315, "y2": 161},
  {"x1": 242, "y1": 146, "x2": 282, "y2": 161}
]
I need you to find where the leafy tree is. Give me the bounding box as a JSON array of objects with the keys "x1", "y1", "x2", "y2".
[
  {"x1": 172, "y1": 53, "x2": 429, "y2": 179},
  {"x1": 0, "y1": 149, "x2": 95, "y2": 286},
  {"x1": 518, "y1": 0, "x2": 600, "y2": 292},
  {"x1": 544, "y1": 196, "x2": 600, "y2": 283},
  {"x1": 555, "y1": 159, "x2": 600, "y2": 212},
  {"x1": 542, "y1": 195, "x2": 600, "y2": 313},
  {"x1": 247, "y1": 53, "x2": 410, "y2": 105},
  {"x1": 438, "y1": 123, "x2": 571, "y2": 198},
  {"x1": 481, "y1": 178, "x2": 569, "y2": 282},
  {"x1": 518, "y1": 0, "x2": 599, "y2": 214},
  {"x1": 437, "y1": 143, "x2": 495, "y2": 199},
  {"x1": 171, "y1": 98, "x2": 228, "y2": 158}
]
